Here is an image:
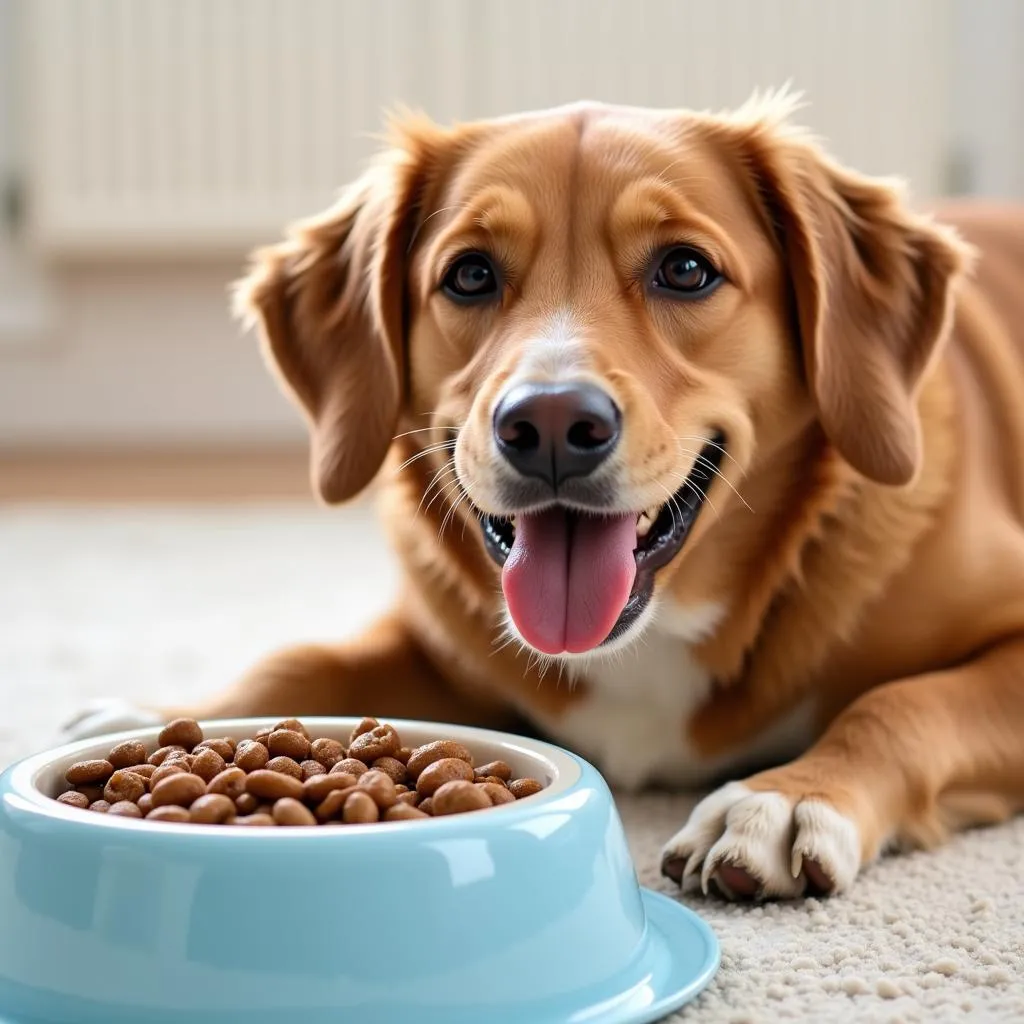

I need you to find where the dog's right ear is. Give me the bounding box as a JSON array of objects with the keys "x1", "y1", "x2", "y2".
[{"x1": 234, "y1": 132, "x2": 436, "y2": 503}]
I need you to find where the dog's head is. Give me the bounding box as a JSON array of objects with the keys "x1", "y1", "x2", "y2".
[{"x1": 237, "y1": 95, "x2": 968, "y2": 660}]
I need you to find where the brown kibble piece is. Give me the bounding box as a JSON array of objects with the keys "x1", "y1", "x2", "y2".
[
  {"x1": 349, "y1": 717, "x2": 379, "y2": 744},
  {"x1": 138, "y1": 793, "x2": 154, "y2": 815},
  {"x1": 107, "y1": 740, "x2": 148, "y2": 770},
  {"x1": 274, "y1": 718, "x2": 310, "y2": 739},
  {"x1": 57, "y1": 791, "x2": 89, "y2": 809},
  {"x1": 416, "y1": 757, "x2": 475, "y2": 797},
  {"x1": 189, "y1": 794, "x2": 236, "y2": 824},
  {"x1": 147, "y1": 805, "x2": 191, "y2": 823},
  {"x1": 254, "y1": 728, "x2": 273, "y2": 746},
  {"x1": 235, "y1": 792, "x2": 258, "y2": 815},
  {"x1": 348, "y1": 725, "x2": 400, "y2": 763},
  {"x1": 509, "y1": 778, "x2": 544, "y2": 799},
  {"x1": 158, "y1": 718, "x2": 203, "y2": 752},
  {"x1": 75, "y1": 784, "x2": 104, "y2": 803},
  {"x1": 235, "y1": 813, "x2": 276, "y2": 826},
  {"x1": 266, "y1": 756, "x2": 303, "y2": 780},
  {"x1": 273, "y1": 798, "x2": 318, "y2": 826},
  {"x1": 149, "y1": 745, "x2": 186, "y2": 766},
  {"x1": 89, "y1": 800, "x2": 111, "y2": 813},
  {"x1": 394, "y1": 746, "x2": 412, "y2": 765},
  {"x1": 246, "y1": 769, "x2": 304, "y2": 801},
  {"x1": 406, "y1": 740, "x2": 473, "y2": 780},
  {"x1": 128, "y1": 762, "x2": 156, "y2": 781},
  {"x1": 433, "y1": 779, "x2": 493, "y2": 816},
  {"x1": 477, "y1": 776, "x2": 508, "y2": 788},
  {"x1": 233, "y1": 740, "x2": 270, "y2": 772},
  {"x1": 108, "y1": 800, "x2": 143, "y2": 818},
  {"x1": 268, "y1": 729, "x2": 311, "y2": 761},
  {"x1": 474, "y1": 760, "x2": 512, "y2": 782},
  {"x1": 384, "y1": 803, "x2": 429, "y2": 821},
  {"x1": 331, "y1": 758, "x2": 368, "y2": 778},
  {"x1": 477, "y1": 782, "x2": 515, "y2": 806},
  {"x1": 104, "y1": 769, "x2": 147, "y2": 805},
  {"x1": 310, "y1": 737, "x2": 345, "y2": 769},
  {"x1": 207, "y1": 766, "x2": 247, "y2": 800},
  {"x1": 417, "y1": 797, "x2": 434, "y2": 816},
  {"x1": 194, "y1": 738, "x2": 234, "y2": 760},
  {"x1": 358, "y1": 769, "x2": 398, "y2": 810},
  {"x1": 343, "y1": 790, "x2": 379, "y2": 824},
  {"x1": 314, "y1": 788, "x2": 351, "y2": 821},
  {"x1": 65, "y1": 759, "x2": 115, "y2": 786},
  {"x1": 301, "y1": 759, "x2": 326, "y2": 780},
  {"x1": 191, "y1": 748, "x2": 227, "y2": 782},
  {"x1": 395, "y1": 790, "x2": 421, "y2": 807},
  {"x1": 152, "y1": 773, "x2": 206, "y2": 809},
  {"x1": 371, "y1": 756, "x2": 407, "y2": 784},
  {"x1": 303, "y1": 773, "x2": 357, "y2": 805},
  {"x1": 150, "y1": 762, "x2": 187, "y2": 787}
]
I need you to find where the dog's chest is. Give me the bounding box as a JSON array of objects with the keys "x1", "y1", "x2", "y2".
[{"x1": 538, "y1": 603, "x2": 814, "y2": 792}]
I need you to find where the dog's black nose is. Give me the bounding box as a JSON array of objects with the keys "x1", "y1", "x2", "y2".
[{"x1": 493, "y1": 382, "x2": 621, "y2": 487}]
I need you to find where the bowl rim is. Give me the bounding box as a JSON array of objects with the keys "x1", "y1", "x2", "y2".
[{"x1": 2, "y1": 716, "x2": 587, "y2": 838}]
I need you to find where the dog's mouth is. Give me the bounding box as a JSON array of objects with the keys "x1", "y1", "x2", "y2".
[{"x1": 480, "y1": 432, "x2": 726, "y2": 655}]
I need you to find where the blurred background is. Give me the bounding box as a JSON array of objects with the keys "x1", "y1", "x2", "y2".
[{"x1": 0, "y1": 0, "x2": 1022, "y2": 752}]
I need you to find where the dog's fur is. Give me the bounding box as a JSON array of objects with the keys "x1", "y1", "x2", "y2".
[{"x1": 136, "y1": 96, "x2": 1024, "y2": 899}]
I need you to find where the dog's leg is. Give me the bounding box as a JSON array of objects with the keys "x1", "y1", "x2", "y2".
[
  {"x1": 661, "y1": 637, "x2": 1024, "y2": 899},
  {"x1": 63, "y1": 613, "x2": 512, "y2": 739}
]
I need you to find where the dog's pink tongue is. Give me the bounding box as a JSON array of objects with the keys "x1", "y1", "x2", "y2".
[{"x1": 502, "y1": 509, "x2": 637, "y2": 655}]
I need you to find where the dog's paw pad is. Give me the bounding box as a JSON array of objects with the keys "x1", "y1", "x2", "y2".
[{"x1": 61, "y1": 699, "x2": 162, "y2": 742}]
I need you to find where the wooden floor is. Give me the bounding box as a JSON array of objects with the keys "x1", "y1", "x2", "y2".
[{"x1": 0, "y1": 448, "x2": 317, "y2": 502}]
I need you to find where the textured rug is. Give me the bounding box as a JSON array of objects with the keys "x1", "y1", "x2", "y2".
[{"x1": 1, "y1": 504, "x2": 1021, "y2": 1023}]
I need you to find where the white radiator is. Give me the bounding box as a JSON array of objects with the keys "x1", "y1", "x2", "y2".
[{"x1": 21, "y1": 0, "x2": 954, "y2": 256}]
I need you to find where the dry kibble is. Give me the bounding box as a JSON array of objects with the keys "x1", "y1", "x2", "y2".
[
  {"x1": 477, "y1": 782, "x2": 516, "y2": 806},
  {"x1": 191, "y1": 747, "x2": 226, "y2": 782},
  {"x1": 314, "y1": 788, "x2": 351, "y2": 821},
  {"x1": 433, "y1": 779, "x2": 493, "y2": 815},
  {"x1": 406, "y1": 741, "x2": 473, "y2": 780},
  {"x1": 107, "y1": 740, "x2": 148, "y2": 770},
  {"x1": 147, "y1": 806, "x2": 191, "y2": 823},
  {"x1": 137, "y1": 793, "x2": 154, "y2": 815},
  {"x1": 371, "y1": 756, "x2": 407, "y2": 784},
  {"x1": 235, "y1": 813, "x2": 276, "y2": 826},
  {"x1": 273, "y1": 798, "x2": 317, "y2": 826},
  {"x1": 158, "y1": 718, "x2": 203, "y2": 752},
  {"x1": 149, "y1": 745, "x2": 186, "y2": 766},
  {"x1": 253, "y1": 729, "x2": 273, "y2": 747},
  {"x1": 246, "y1": 769, "x2": 304, "y2": 802},
  {"x1": 509, "y1": 778, "x2": 544, "y2": 799},
  {"x1": 234, "y1": 792, "x2": 259, "y2": 815},
  {"x1": 300, "y1": 759, "x2": 326, "y2": 780},
  {"x1": 349, "y1": 717, "x2": 379, "y2": 744},
  {"x1": 358, "y1": 769, "x2": 398, "y2": 810},
  {"x1": 207, "y1": 766, "x2": 247, "y2": 800},
  {"x1": 417, "y1": 797, "x2": 434, "y2": 816},
  {"x1": 163, "y1": 751, "x2": 194, "y2": 772},
  {"x1": 394, "y1": 746, "x2": 412, "y2": 765},
  {"x1": 75, "y1": 784, "x2": 104, "y2": 804},
  {"x1": 395, "y1": 790, "x2": 421, "y2": 807},
  {"x1": 477, "y1": 776, "x2": 508, "y2": 788},
  {"x1": 274, "y1": 718, "x2": 310, "y2": 739},
  {"x1": 89, "y1": 800, "x2": 111, "y2": 813},
  {"x1": 348, "y1": 725, "x2": 400, "y2": 763},
  {"x1": 474, "y1": 760, "x2": 512, "y2": 782},
  {"x1": 303, "y1": 772, "x2": 357, "y2": 805},
  {"x1": 151, "y1": 773, "x2": 206, "y2": 809},
  {"x1": 104, "y1": 770, "x2": 147, "y2": 805},
  {"x1": 194, "y1": 738, "x2": 234, "y2": 760},
  {"x1": 57, "y1": 791, "x2": 90, "y2": 809},
  {"x1": 266, "y1": 756, "x2": 303, "y2": 780},
  {"x1": 189, "y1": 794, "x2": 236, "y2": 824},
  {"x1": 129, "y1": 763, "x2": 156, "y2": 781},
  {"x1": 233, "y1": 739, "x2": 270, "y2": 772},
  {"x1": 108, "y1": 800, "x2": 143, "y2": 818},
  {"x1": 416, "y1": 757, "x2": 475, "y2": 797},
  {"x1": 310, "y1": 737, "x2": 345, "y2": 769},
  {"x1": 384, "y1": 803, "x2": 429, "y2": 821},
  {"x1": 342, "y1": 790, "x2": 379, "y2": 824},
  {"x1": 65, "y1": 759, "x2": 115, "y2": 786},
  {"x1": 331, "y1": 758, "x2": 368, "y2": 778},
  {"x1": 268, "y1": 729, "x2": 311, "y2": 761},
  {"x1": 150, "y1": 763, "x2": 187, "y2": 787}
]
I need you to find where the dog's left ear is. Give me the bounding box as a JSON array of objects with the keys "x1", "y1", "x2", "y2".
[{"x1": 736, "y1": 116, "x2": 972, "y2": 486}]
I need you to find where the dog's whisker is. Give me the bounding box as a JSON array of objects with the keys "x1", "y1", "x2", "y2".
[
  {"x1": 393, "y1": 441, "x2": 457, "y2": 475},
  {"x1": 674, "y1": 434, "x2": 743, "y2": 470},
  {"x1": 392, "y1": 426, "x2": 448, "y2": 441},
  {"x1": 674, "y1": 442, "x2": 754, "y2": 513}
]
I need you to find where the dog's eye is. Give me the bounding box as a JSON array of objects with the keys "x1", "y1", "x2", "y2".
[
  {"x1": 442, "y1": 253, "x2": 500, "y2": 303},
  {"x1": 651, "y1": 247, "x2": 721, "y2": 297}
]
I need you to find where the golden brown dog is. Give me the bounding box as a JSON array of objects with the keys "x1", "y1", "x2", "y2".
[{"x1": 70, "y1": 93, "x2": 1024, "y2": 899}]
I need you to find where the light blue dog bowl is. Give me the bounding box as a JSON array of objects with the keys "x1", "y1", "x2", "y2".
[{"x1": 0, "y1": 717, "x2": 718, "y2": 1024}]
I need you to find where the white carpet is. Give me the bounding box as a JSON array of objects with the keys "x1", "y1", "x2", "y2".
[{"x1": 1, "y1": 504, "x2": 1022, "y2": 1023}]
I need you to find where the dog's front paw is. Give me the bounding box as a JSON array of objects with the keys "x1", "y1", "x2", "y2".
[
  {"x1": 61, "y1": 699, "x2": 163, "y2": 743},
  {"x1": 660, "y1": 780, "x2": 862, "y2": 900}
]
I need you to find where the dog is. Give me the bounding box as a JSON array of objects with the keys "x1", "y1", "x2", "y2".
[{"x1": 67, "y1": 92, "x2": 1024, "y2": 901}]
